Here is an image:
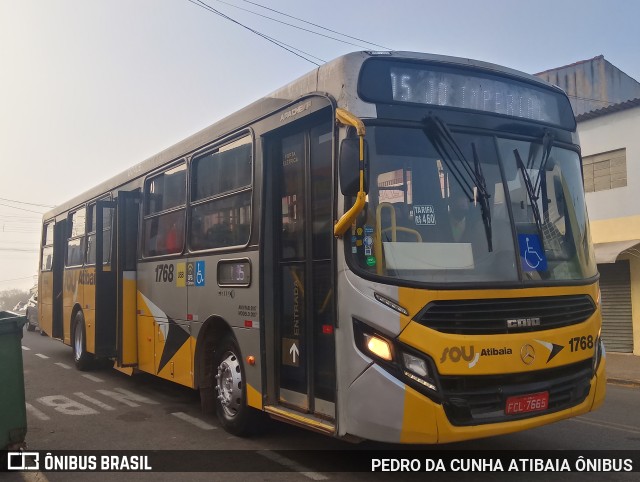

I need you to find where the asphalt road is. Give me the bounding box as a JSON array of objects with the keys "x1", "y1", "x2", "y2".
[{"x1": 6, "y1": 328, "x2": 640, "y2": 481}]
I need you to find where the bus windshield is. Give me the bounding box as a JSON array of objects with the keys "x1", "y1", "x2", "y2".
[{"x1": 350, "y1": 125, "x2": 598, "y2": 284}]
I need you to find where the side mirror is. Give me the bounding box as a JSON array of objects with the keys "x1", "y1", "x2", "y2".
[{"x1": 339, "y1": 137, "x2": 369, "y2": 196}]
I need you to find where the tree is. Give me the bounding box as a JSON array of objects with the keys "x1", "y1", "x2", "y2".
[{"x1": 0, "y1": 289, "x2": 29, "y2": 311}]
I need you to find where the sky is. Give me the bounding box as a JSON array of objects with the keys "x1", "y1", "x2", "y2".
[{"x1": 1, "y1": 0, "x2": 639, "y2": 293}]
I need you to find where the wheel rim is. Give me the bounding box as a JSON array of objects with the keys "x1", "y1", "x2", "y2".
[
  {"x1": 74, "y1": 324, "x2": 83, "y2": 361},
  {"x1": 215, "y1": 350, "x2": 243, "y2": 419}
]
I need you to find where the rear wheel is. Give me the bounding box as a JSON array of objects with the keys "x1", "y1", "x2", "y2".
[
  {"x1": 213, "y1": 334, "x2": 259, "y2": 436},
  {"x1": 72, "y1": 312, "x2": 93, "y2": 370}
]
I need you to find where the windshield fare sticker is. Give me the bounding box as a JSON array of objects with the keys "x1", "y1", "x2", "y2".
[
  {"x1": 518, "y1": 234, "x2": 547, "y2": 272},
  {"x1": 413, "y1": 205, "x2": 436, "y2": 225},
  {"x1": 354, "y1": 225, "x2": 377, "y2": 262}
]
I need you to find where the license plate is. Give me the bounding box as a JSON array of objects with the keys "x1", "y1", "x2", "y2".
[{"x1": 505, "y1": 391, "x2": 549, "y2": 415}]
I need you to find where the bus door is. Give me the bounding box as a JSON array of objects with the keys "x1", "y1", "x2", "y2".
[
  {"x1": 50, "y1": 219, "x2": 66, "y2": 339},
  {"x1": 91, "y1": 193, "x2": 139, "y2": 362},
  {"x1": 114, "y1": 191, "x2": 140, "y2": 366},
  {"x1": 94, "y1": 199, "x2": 116, "y2": 358},
  {"x1": 267, "y1": 114, "x2": 336, "y2": 419}
]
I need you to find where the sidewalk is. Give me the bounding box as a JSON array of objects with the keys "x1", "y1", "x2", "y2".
[{"x1": 606, "y1": 351, "x2": 640, "y2": 387}]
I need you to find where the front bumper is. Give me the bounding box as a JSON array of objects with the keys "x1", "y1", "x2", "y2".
[{"x1": 345, "y1": 354, "x2": 606, "y2": 444}]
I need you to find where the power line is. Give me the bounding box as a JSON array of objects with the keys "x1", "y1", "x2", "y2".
[
  {"x1": 0, "y1": 213, "x2": 42, "y2": 218},
  {"x1": 240, "y1": 0, "x2": 391, "y2": 50},
  {"x1": 0, "y1": 219, "x2": 41, "y2": 224},
  {"x1": 0, "y1": 197, "x2": 55, "y2": 208},
  {"x1": 0, "y1": 240, "x2": 39, "y2": 244},
  {"x1": 1, "y1": 229, "x2": 40, "y2": 234},
  {"x1": 192, "y1": 0, "x2": 623, "y2": 111},
  {"x1": 211, "y1": 0, "x2": 387, "y2": 50},
  {"x1": 195, "y1": 0, "x2": 324, "y2": 64},
  {"x1": 187, "y1": 0, "x2": 323, "y2": 66},
  {"x1": 190, "y1": 0, "x2": 322, "y2": 64},
  {"x1": 0, "y1": 214, "x2": 41, "y2": 220},
  {"x1": 0, "y1": 275, "x2": 37, "y2": 284},
  {"x1": 0, "y1": 202, "x2": 48, "y2": 215},
  {"x1": 0, "y1": 245, "x2": 39, "y2": 249},
  {"x1": 254, "y1": 33, "x2": 325, "y2": 64}
]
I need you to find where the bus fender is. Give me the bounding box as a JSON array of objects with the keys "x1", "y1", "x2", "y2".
[{"x1": 194, "y1": 315, "x2": 233, "y2": 413}]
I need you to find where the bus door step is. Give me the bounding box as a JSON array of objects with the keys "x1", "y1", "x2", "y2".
[{"x1": 264, "y1": 405, "x2": 335, "y2": 435}]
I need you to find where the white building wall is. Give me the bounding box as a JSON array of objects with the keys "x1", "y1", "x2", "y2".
[
  {"x1": 578, "y1": 104, "x2": 640, "y2": 354},
  {"x1": 578, "y1": 105, "x2": 640, "y2": 221}
]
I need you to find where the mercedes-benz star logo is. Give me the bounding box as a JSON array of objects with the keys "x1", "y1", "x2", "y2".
[{"x1": 520, "y1": 344, "x2": 536, "y2": 365}]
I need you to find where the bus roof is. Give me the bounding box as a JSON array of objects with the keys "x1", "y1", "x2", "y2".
[{"x1": 43, "y1": 51, "x2": 567, "y2": 220}]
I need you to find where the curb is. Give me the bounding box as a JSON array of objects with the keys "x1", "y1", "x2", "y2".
[{"x1": 606, "y1": 377, "x2": 640, "y2": 388}]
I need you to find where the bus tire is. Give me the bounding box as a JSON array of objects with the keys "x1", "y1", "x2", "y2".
[
  {"x1": 213, "y1": 334, "x2": 258, "y2": 436},
  {"x1": 72, "y1": 312, "x2": 93, "y2": 371}
]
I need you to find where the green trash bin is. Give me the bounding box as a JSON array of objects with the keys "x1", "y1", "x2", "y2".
[{"x1": 0, "y1": 311, "x2": 27, "y2": 449}]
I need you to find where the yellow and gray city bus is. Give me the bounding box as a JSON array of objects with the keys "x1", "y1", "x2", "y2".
[{"x1": 38, "y1": 51, "x2": 605, "y2": 443}]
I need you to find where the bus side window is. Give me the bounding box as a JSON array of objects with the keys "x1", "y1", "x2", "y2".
[
  {"x1": 165, "y1": 217, "x2": 184, "y2": 253},
  {"x1": 189, "y1": 135, "x2": 252, "y2": 251},
  {"x1": 143, "y1": 163, "x2": 186, "y2": 257},
  {"x1": 67, "y1": 207, "x2": 86, "y2": 267}
]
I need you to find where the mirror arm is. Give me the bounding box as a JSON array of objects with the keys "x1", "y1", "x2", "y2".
[{"x1": 334, "y1": 108, "x2": 367, "y2": 238}]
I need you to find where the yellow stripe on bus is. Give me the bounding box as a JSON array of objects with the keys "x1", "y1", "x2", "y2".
[{"x1": 246, "y1": 383, "x2": 263, "y2": 410}]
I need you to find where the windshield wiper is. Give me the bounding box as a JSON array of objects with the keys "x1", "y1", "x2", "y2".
[
  {"x1": 530, "y1": 129, "x2": 554, "y2": 199},
  {"x1": 472, "y1": 143, "x2": 493, "y2": 252},
  {"x1": 423, "y1": 116, "x2": 476, "y2": 199},
  {"x1": 514, "y1": 148, "x2": 544, "y2": 246},
  {"x1": 423, "y1": 115, "x2": 493, "y2": 251}
]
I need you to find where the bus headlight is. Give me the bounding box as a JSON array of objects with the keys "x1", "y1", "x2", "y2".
[
  {"x1": 401, "y1": 351, "x2": 437, "y2": 392},
  {"x1": 364, "y1": 334, "x2": 393, "y2": 361},
  {"x1": 353, "y1": 320, "x2": 396, "y2": 363},
  {"x1": 402, "y1": 352, "x2": 428, "y2": 377},
  {"x1": 353, "y1": 319, "x2": 440, "y2": 397}
]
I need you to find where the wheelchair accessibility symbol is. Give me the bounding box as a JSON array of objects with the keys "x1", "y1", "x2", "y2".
[
  {"x1": 195, "y1": 260, "x2": 206, "y2": 286},
  {"x1": 518, "y1": 234, "x2": 547, "y2": 272}
]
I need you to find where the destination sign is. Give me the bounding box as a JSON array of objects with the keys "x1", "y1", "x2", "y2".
[{"x1": 359, "y1": 59, "x2": 575, "y2": 129}]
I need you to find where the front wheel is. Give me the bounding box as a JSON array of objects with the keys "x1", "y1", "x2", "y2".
[
  {"x1": 213, "y1": 334, "x2": 259, "y2": 436},
  {"x1": 72, "y1": 312, "x2": 93, "y2": 371}
]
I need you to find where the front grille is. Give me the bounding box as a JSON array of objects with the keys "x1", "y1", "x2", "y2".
[
  {"x1": 416, "y1": 295, "x2": 596, "y2": 335},
  {"x1": 439, "y1": 359, "x2": 593, "y2": 426}
]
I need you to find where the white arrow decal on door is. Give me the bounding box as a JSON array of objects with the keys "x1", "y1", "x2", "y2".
[{"x1": 289, "y1": 343, "x2": 299, "y2": 364}]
